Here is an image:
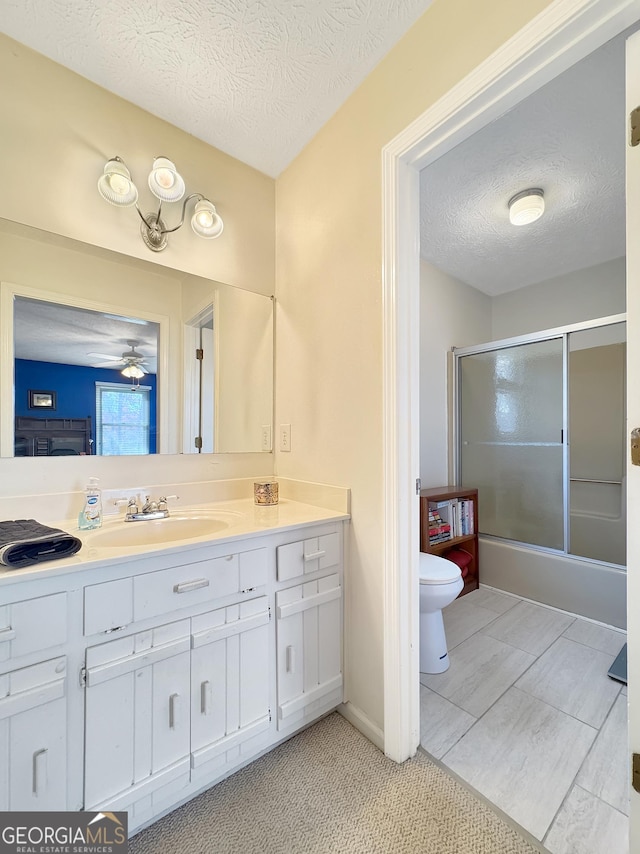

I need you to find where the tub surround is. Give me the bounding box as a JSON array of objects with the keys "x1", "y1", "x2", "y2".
[
  {"x1": 479, "y1": 537, "x2": 626, "y2": 630},
  {"x1": 0, "y1": 478, "x2": 349, "y2": 835}
]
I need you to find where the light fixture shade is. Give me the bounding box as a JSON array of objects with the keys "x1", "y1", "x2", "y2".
[
  {"x1": 98, "y1": 159, "x2": 138, "y2": 207},
  {"x1": 148, "y1": 157, "x2": 186, "y2": 203},
  {"x1": 121, "y1": 364, "x2": 145, "y2": 379},
  {"x1": 191, "y1": 200, "x2": 224, "y2": 239},
  {"x1": 508, "y1": 188, "x2": 545, "y2": 226}
]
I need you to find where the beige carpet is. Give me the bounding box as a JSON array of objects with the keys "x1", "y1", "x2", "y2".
[{"x1": 128, "y1": 713, "x2": 543, "y2": 853}]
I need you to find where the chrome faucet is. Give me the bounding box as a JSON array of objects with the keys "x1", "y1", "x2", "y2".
[{"x1": 114, "y1": 494, "x2": 179, "y2": 522}]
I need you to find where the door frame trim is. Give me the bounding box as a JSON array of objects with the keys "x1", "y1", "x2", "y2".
[{"x1": 382, "y1": 0, "x2": 640, "y2": 763}]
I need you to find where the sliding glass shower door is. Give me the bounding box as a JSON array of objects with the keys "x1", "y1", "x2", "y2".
[
  {"x1": 456, "y1": 316, "x2": 626, "y2": 565},
  {"x1": 458, "y1": 338, "x2": 564, "y2": 550},
  {"x1": 568, "y1": 323, "x2": 626, "y2": 565}
]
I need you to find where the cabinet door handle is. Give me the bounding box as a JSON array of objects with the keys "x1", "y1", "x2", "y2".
[
  {"x1": 32, "y1": 748, "x2": 47, "y2": 795},
  {"x1": 0, "y1": 626, "x2": 16, "y2": 643},
  {"x1": 304, "y1": 550, "x2": 325, "y2": 562},
  {"x1": 285, "y1": 645, "x2": 295, "y2": 673},
  {"x1": 200, "y1": 680, "x2": 212, "y2": 715},
  {"x1": 173, "y1": 579, "x2": 210, "y2": 594},
  {"x1": 169, "y1": 693, "x2": 180, "y2": 729}
]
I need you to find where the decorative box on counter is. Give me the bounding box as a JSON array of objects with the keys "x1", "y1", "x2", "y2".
[{"x1": 254, "y1": 480, "x2": 279, "y2": 505}]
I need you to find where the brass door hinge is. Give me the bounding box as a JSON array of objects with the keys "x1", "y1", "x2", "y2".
[
  {"x1": 633, "y1": 753, "x2": 640, "y2": 793},
  {"x1": 195, "y1": 348, "x2": 204, "y2": 361},
  {"x1": 631, "y1": 106, "x2": 640, "y2": 147},
  {"x1": 194, "y1": 436, "x2": 203, "y2": 450},
  {"x1": 631, "y1": 428, "x2": 640, "y2": 466}
]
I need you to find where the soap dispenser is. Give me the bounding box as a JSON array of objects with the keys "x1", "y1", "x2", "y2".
[{"x1": 78, "y1": 477, "x2": 103, "y2": 530}]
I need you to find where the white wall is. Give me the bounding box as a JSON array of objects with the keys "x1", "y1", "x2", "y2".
[
  {"x1": 419, "y1": 260, "x2": 491, "y2": 487},
  {"x1": 491, "y1": 256, "x2": 626, "y2": 339}
]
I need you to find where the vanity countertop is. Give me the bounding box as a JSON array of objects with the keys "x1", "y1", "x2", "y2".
[{"x1": 0, "y1": 497, "x2": 350, "y2": 586}]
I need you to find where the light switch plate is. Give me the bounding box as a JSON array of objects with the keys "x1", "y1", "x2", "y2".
[
  {"x1": 280, "y1": 423, "x2": 291, "y2": 452},
  {"x1": 261, "y1": 425, "x2": 272, "y2": 452}
]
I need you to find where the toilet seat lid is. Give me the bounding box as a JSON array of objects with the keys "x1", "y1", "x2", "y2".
[{"x1": 419, "y1": 552, "x2": 463, "y2": 584}]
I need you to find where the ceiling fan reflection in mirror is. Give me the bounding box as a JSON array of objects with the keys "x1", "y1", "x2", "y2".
[{"x1": 87, "y1": 340, "x2": 150, "y2": 378}]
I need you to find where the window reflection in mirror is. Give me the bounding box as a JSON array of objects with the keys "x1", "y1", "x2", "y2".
[{"x1": 13, "y1": 297, "x2": 160, "y2": 456}]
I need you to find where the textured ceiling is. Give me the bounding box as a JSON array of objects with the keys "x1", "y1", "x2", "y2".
[
  {"x1": 0, "y1": 0, "x2": 434, "y2": 178},
  {"x1": 1, "y1": 4, "x2": 634, "y2": 296},
  {"x1": 420, "y1": 29, "x2": 629, "y2": 296},
  {"x1": 14, "y1": 299, "x2": 159, "y2": 372}
]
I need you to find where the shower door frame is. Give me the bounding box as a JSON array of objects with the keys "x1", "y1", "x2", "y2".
[{"x1": 452, "y1": 312, "x2": 626, "y2": 566}]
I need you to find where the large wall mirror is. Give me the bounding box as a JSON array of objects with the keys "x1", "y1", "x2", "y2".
[{"x1": 0, "y1": 219, "x2": 274, "y2": 458}]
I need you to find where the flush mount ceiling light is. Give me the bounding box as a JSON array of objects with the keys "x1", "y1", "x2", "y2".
[
  {"x1": 98, "y1": 156, "x2": 224, "y2": 252},
  {"x1": 508, "y1": 188, "x2": 545, "y2": 227}
]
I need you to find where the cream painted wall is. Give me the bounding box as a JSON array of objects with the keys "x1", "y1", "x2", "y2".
[
  {"x1": 419, "y1": 260, "x2": 491, "y2": 489},
  {"x1": 275, "y1": 0, "x2": 552, "y2": 733},
  {"x1": 491, "y1": 256, "x2": 626, "y2": 339},
  {"x1": 0, "y1": 34, "x2": 274, "y2": 296},
  {"x1": 215, "y1": 286, "x2": 273, "y2": 453},
  {"x1": 0, "y1": 0, "x2": 558, "y2": 738},
  {"x1": 0, "y1": 33, "x2": 275, "y2": 503}
]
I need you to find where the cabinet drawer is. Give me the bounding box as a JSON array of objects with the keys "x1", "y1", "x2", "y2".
[
  {"x1": 85, "y1": 620, "x2": 190, "y2": 685},
  {"x1": 276, "y1": 532, "x2": 340, "y2": 582},
  {"x1": 84, "y1": 548, "x2": 267, "y2": 634},
  {"x1": 0, "y1": 593, "x2": 67, "y2": 664},
  {"x1": 0, "y1": 656, "x2": 67, "y2": 720},
  {"x1": 191, "y1": 596, "x2": 270, "y2": 648}
]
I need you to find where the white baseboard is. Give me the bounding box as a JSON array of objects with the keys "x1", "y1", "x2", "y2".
[{"x1": 338, "y1": 701, "x2": 384, "y2": 752}]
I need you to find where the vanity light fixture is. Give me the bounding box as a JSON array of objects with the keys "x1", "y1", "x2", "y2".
[
  {"x1": 97, "y1": 156, "x2": 224, "y2": 252},
  {"x1": 508, "y1": 188, "x2": 545, "y2": 226}
]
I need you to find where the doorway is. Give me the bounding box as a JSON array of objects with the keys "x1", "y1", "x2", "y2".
[{"x1": 381, "y1": 1, "x2": 640, "y2": 845}]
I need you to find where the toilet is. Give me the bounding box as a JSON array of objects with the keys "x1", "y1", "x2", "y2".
[{"x1": 419, "y1": 552, "x2": 464, "y2": 674}]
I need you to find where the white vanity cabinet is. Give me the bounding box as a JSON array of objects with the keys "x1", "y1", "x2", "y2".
[
  {"x1": 0, "y1": 591, "x2": 70, "y2": 812},
  {"x1": 190, "y1": 595, "x2": 271, "y2": 776},
  {"x1": 83, "y1": 619, "x2": 192, "y2": 813},
  {"x1": 82, "y1": 544, "x2": 273, "y2": 824},
  {"x1": 0, "y1": 512, "x2": 346, "y2": 835},
  {"x1": 0, "y1": 656, "x2": 68, "y2": 811},
  {"x1": 275, "y1": 531, "x2": 343, "y2": 730}
]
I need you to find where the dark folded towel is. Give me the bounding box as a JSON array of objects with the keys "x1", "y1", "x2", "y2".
[{"x1": 0, "y1": 519, "x2": 82, "y2": 569}]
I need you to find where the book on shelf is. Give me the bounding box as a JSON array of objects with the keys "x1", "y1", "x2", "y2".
[
  {"x1": 428, "y1": 496, "x2": 474, "y2": 541},
  {"x1": 429, "y1": 533, "x2": 452, "y2": 545},
  {"x1": 429, "y1": 528, "x2": 451, "y2": 544}
]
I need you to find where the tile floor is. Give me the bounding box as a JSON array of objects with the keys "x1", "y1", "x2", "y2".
[{"x1": 419, "y1": 586, "x2": 629, "y2": 853}]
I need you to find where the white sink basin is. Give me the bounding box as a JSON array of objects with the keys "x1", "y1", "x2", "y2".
[{"x1": 85, "y1": 511, "x2": 243, "y2": 548}]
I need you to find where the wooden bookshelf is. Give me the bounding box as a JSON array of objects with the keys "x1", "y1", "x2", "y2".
[{"x1": 419, "y1": 485, "x2": 479, "y2": 597}]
